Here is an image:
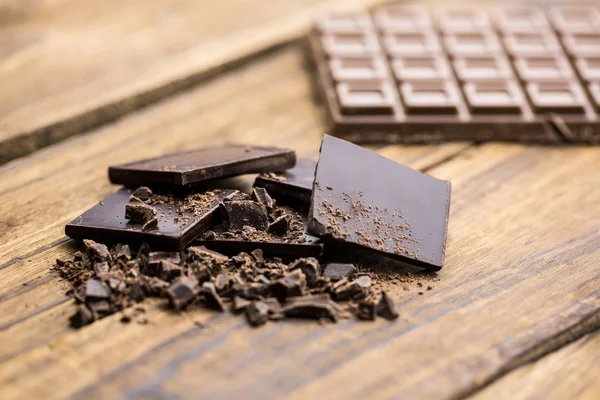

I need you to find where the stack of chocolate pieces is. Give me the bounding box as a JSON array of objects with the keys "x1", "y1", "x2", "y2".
[{"x1": 59, "y1": 136, "x2": 451, "y2": 328}]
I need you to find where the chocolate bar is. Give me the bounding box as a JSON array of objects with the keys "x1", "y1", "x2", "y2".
[
  {"x1": 65, "y1": 188, "x2": 235, "y2": 250},
  {"x1": 307, "y1": 4, "x2": 600, "y2": 144},
  {"x1": 307, "y1": 135, "x2": 450, "y2": 271},
  {"x1": 109, "y1": 144, "x2": 296, "y2": 187}
]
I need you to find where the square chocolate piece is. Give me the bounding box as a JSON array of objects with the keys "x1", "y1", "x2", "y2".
[
  {"x1": 462, "y1": 81, "x2": 523, "y2": 115},
  {"x1": 373, "y1": 5, "x2": 432, "y2": 32},
  {"x1": 400, "y1": 81, "x2": 459, "y2": 115},
  {"x1": 549, "y1": 6, "x2": 600, "y2": 34},
  {"x1": 525, "y1": 81, "x2": 586, "y2": 114},
  {"x1": 575, "y1": 57, "x2": 600, "y2": 82},
  {"x1": 381, "y1": 31, "x2": 441, "y2": 56},
  {"x1": 391, "y1": 55, "x2": 451, "y2": 81},
  {"x1": 321, "y1": 33, "x2": 380, "y2": 56},
  {"x1": 502, "y1": 32, "x2": 560, "y2": 56},
  {"x1": 329, "y1": 55, "x2": 388, "y2": 81},
  {"x1": 307, "y1": 135, "x2": 451, "y2": 271},
  {"x1": 494, "y1": 6, "x2": 550, "y2": 34},
  {"x1": 562, "y1": 34, "x2": 600, "y2": 57},
  {"x1": 453, "y1": 55, "x2": 512, "y2": 81},
  {"x1": 336, "y1": 81, "x2": 396, "y2": 115},
  {"x1": 437, "y1": 7, "x2": 490, "y2": 33},
  {"x1": 514, "y1": 55, "x2": 573, "y2": 81},
  {"x1": 443, "y1": 32, "x2": 501, "y2": 56}
]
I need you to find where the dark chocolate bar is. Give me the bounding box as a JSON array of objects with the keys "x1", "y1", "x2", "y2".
[
  {"x1": 109, "y1": 144, "x2": 296, "y2": 187},
  {"x1": 253, "y1": 159, "x2": 317, "y2": 204},
  {"x1": 307, "y1": 4, "x2": 600, "y2": 144},
  {"x1": 65, "y1": 188, "x2": 235, "y2": 250},
  {"x1": 307, "y1": 135, "x2": 450, "y2": 271}
]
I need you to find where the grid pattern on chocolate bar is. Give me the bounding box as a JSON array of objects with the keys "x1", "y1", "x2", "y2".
[{"x1": 308, "y1": 4, "x2": 600, "y2": 144}]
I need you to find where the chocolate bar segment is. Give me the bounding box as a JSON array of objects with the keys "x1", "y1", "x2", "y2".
[
  {"x1": 307, "y1": 135, "x2": 450, "y2": 271},
  {"x1": 65, "y1": 188, "x2": 235, "y2": 250},
  {"x1": 307, "y1": 3, "x2": 600, "y2": 144},
  {"x1": 109, "y1": 144, "x2": 296, "y2": 187}
]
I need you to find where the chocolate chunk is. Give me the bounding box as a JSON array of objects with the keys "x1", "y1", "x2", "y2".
[
  {"x1": 308, "y1": 135, "x2": 451, "y2": 271},
  {"x1": 66, "y1": 188, "x2": 236, "y2": 250},
  {"x1": 323, "y1": 263, "x2": 355, "y2": 281},
  {"x1": 377, "y1": 291, "x2": 399, "y2": 321},
  {"x1": 93, "y1": 262, "x2": 109, "y2": 276},
  {"x1": 202, "y1": 282, "x2": 225, "y2": 312},
  {"x1": 250, "y1": 249, "x2": 264, "y2": 263},
  {"x1": 148, "y1": 251, "x2": 181, "y2": 266},
  {"x1": 111, "y1": 243, "x2": 131, "y2": 261},
  {"x1": 214, "y1": 274, "x2": 229, "y2": 293},
  {"x1": 142, "y1": 218, "x2": 158, "y2": 232},
  {"x1": 266, "y1": 215, "x2": 290, "y2": 235},
  {"x1": 289, "y1": 258, "x2": 320, "y2": 286},
  {"x1": 356, "y1": 299, "x2": 377, "y2": 321},
  {"x1": 254, "y1": 159, "x2": 316, "y2": 204},
  {"x1": 83, "y1": 240, "x2": 112, "y2": 263},
  {"x1": 158, "y1": 260, "x2": 182, "y2": 281},
  {"x1": 125, "y1": 198, "x2": 156, "y2": 223},
  {"x1": 263, "y1": 298, "x2": 285, "y2": 321},
  {"x1": 234, "y1": 282, "x2": 269, "y2": 300},
  {"x1": 282, "y1": 294, "x2": 338, "y2": 321},
  {"x1": 251, "y1": 187, "x2": 275, "y2": 210},
  {"x1": 270, "y1": 269, "x2": 306, "y2": 302},
  {"x1": 69, "y1": 305, "x2": 95, "y2": 328},
  {"x1": 232, "y1": 296, "x2": 252, "y2": 313},
  {"x1": 88, "y1": 300, "x2": 112, "y2": 316},
  {"x1": 246, "y1": 301, "x2": 270, "y2": 327},
  {"x1": 132, "y1": 186, "x2": 153, "y2": 201},
  {"x1": 221, "y1": 200, "x2": 268, "y2": 231},
  {"x1": 166, "y1": 278, "x2": 199, "y2": 310},
  {"x1": 85, "y1": 279, "x2": 110, "y2": 300},
  {"x1": 109, "y1": 144, "x2": 296, "y2": 187}
]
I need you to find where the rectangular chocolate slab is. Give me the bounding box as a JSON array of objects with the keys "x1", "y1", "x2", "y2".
[
  {"x1": 307, "y1": 4, "x2": 600, "y2": 144},
  {"x1": 253, "y1": 159, "x2": 317, "y2": 205},
  {"x1": 109, "y1": 144, "x2": 296, "y2": 187},
  {"x1": 307, "y1": 135, "x2": 450, "y2": 271},
  {"x1": 66, "y1": 188, "x2": 235, "y2": 250}
]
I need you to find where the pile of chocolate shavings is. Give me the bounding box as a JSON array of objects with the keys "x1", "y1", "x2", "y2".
[{"x1": 54, "y1": 239, "x2": 400, "y2": 328}]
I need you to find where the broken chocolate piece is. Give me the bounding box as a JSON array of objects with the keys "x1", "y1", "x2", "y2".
[
  {"x1": 221, "y1": 200, "x2": 268, "y2": 231},
  {"x1": 232, "y1": 296, "x2": 252, "y2": 313},
  {"x1": 111, "y1": 243, "x2": 131, "y2": 261},
  {"x1": 148, "y1": 251, "x2": 181, "y2": 266},
  {"x1": 270, "y1": 269, "x2": 306, "y2": 302},
  {"x1": 214, "y1": 273, "x2": 229, "y2": 293},
  {"x1": 289, "y1": 258, "x2": 320, "y2": 286},
  {"x1": 251, "y1": 187, "x2": 275, "y2": 210},
  {"x1": 282, "y1": 294, "x2": 338, "y2": 321},
  {"x1": 323, "y1": 263, "x2": 355, "y2": 281},
  {"x1": 202, "y1": 282, "x2": 225, "y2": 312},
  {"x1": 65, "y1": 188, "x2": 235, "y2": 250},
  {"x1": 158, "y1": 260, "x2": 182, "y2": 281},
  {"x1": 356, "y1": 299, "x2": 377, "y2": 321},
  {"x1": 250, "y1": 249, "x2": 264, "y2": 263},
  {"x1": 254, "y1": 159, "x2": 316, "y2": 204},
  {"x1": 166, "y1": 278, "x2": 199, "y2": 310},
  {"x1": 246, "y1": 301, "x2": 270, "y2": 327},
  {"x1": 69, "y1": 305, "x2": 95, "y2": 328},
  {"x1": 377, "y1": 291, "x2": 399, "y2": 321},
  {"x1": 83, "y1": 240, "x2": 112, "y2": 264},
  {"x1": 85, "y1": 279, "x2": 110, "y2": 301},
  {"x1": 125, "y1": 198, "x2": 156, "y2": 223},
  {"x1": 308, "y1": 135, "x2": 451, "y2": 271},
  {"x1": 132, "y1": 186, "x2": 153, "y2": 201},
  {"x1": 142, "y1": 217, "x2": 158, "y2": 232},
  {"x1": 109, "y1": 144, "x2": 296, "y2": 187},
  {"x1": 266, "y1": 215, "x2": 290, "y2": 235}
]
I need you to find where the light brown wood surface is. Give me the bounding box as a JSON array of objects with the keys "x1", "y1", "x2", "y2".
[
  {"x1": 0, "y1": 1, "x2": 599, "y2": 399},
  {"x1": 473, "y1": 332, "x2": 600, "y2": 400},
  {"x1": 0, "y1": 0, "x2": 381, "y2": 164}
]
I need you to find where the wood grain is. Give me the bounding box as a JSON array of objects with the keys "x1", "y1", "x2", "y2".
[
  {"x1": 0, "y1": 48, "x2": 467, "y2": 365},
  {"x1": 472, "y1": 331, "x2": 600, "y2": 400},
  {"x1": 0, "y1": 0, "x2": 384, "y2": 164}
]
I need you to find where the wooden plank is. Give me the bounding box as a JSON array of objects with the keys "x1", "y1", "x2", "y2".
[
  {"x1": 0, "y1": 48, "x2": 467, "y2": 362},
  {"x1": 0, "y1": 0, "x2": 383, "y2": 164},
  {"x1": 1, "y1": 140, "x2": 599, "y2": 398},
  {"x1": 471, "y1": 331, "x2": 600, "y2": 400}
]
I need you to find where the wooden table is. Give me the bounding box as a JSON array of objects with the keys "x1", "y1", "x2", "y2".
[{"x1": 0, "y1": 1, "x2": 598, "y2": 399}]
